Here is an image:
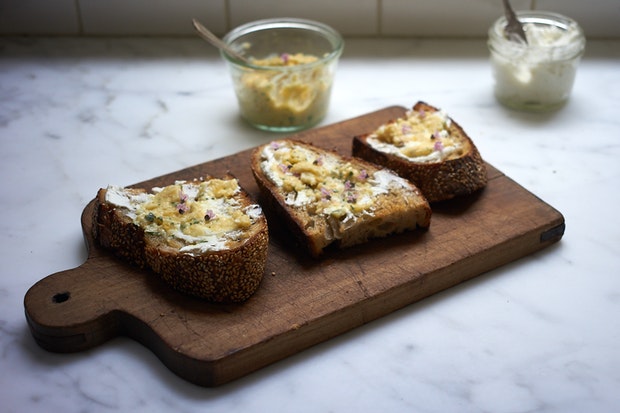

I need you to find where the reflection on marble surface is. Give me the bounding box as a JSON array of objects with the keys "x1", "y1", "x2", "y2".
[{"x1": 1, "y1": 37, "x2": 619, "y2": 412}]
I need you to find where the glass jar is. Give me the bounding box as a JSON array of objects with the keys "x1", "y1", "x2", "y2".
[
  {"x1": 488, "y1": 11, "x2": 586, "y2": 112},
  {"x1": 221, "y1": 18, "x2": 344, "y2": 132}
]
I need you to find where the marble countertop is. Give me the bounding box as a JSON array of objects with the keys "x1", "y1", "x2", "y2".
[{"x1": 1, "y1": 36, "x2": 619, "y2": 413}]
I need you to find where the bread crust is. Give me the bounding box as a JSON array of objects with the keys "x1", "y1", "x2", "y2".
[
  {"x1": 92, "y1": 178, "x2": 269, "y2": 303},
  {"x1": 352, "y1": 102, "x2": 488, "y2": 203},
  {"x1": 251, "y1": 139, "x2": 431, "y2": 258}
]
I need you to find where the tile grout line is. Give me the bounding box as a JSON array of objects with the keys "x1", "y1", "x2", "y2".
[
  {"x1": 225, "y1": 0, "x2": 232, "y2": 33},
  {"x1": 377, "y1": 0, "x2": 383, "y2": 36},
  {"x1": 75, "y1": 0, "x2": 84, "y2": 35}
]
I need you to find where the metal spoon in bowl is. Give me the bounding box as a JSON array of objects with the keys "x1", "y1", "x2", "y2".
[
  {"x1": 192, "y1": 18, "x2": 251, "y2": 64},
  {"x1": 501, "y1": 0, "x2": 528, "y2": 44}
]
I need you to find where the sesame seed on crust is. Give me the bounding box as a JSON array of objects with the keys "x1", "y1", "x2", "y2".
[
  {"x1": 352, "y1": 102, "x2": 488, "y2": 203},
  {"x1": 92, "y1": 181, "x2": 269, "y2": 303}
]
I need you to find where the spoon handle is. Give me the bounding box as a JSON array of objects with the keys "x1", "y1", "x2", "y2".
[
  {"x1": 192, "y1": 19, "x2": 250, "y2": 63},
  {"x1": 502, "y1": 0, "x2": 528, "y2": 44}
]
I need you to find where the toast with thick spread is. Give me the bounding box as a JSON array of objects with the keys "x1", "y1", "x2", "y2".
[
  {"x1": 353, "y1": 101, "x2": 488, "y2": 202},
  {"x1": 251, "y1": 139, "x2": 431, "y2": 257},
  {"x1": 93, "y1": 176, "x2": 269, "y2": 303}
]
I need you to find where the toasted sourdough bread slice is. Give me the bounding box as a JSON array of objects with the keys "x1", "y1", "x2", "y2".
[
  {"x1": 251, "y1": 139, "x2": 431, "y2": 258},
  {"x1": 92, "y1": 176, "x2": 269, "y2": 303},
  {"x1": 352, "y1": 101, "x2": 488, "y2": 203}
]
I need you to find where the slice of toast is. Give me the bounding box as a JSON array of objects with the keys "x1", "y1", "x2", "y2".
[
  {"x1": 353, "y1": 101, "x2": 488, "y2": 203},
  {"x1": 92, "y1": 176, "x2": 269, "y2": 303},
  {"x1": 251, "y1": 139, "x2": 431, "y2": 257}
]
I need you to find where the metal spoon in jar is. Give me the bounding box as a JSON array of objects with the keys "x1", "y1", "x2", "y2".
[
  {"x1": 501, "y1": 0, "x2": 528, "y2": 44},
  {"x1": 192, "y1": 18, "x2": 251, "y2": 64}
]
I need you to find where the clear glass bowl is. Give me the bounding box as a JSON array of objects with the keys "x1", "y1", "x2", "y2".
[
  {"x1": 221, "y1": 18, "x2": 344, "y2": 132},
  {"x1": 488, "y1": 11, "x2": 586, "y2": 112}
]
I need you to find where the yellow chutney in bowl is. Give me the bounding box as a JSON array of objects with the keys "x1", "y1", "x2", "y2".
[{"x1": 221, "y1": 18, "x2": 344, "y2": 132}]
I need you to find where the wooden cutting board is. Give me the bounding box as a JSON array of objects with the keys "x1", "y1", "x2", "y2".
[{"x1": 24, "y1": 106, "x2": 565, "y2": 387}]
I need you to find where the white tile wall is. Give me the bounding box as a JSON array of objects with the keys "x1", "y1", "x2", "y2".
[
  {"x1": 381, "y1": 0, "x2": 620, "y2": 38},
  {"x1": 78, "y1": 0, "x2": 227, "y2": 36},
  {"x1": 229, "y1": 0, "x2": 378, "y2": 36},
  {"x1": 381, "y1": 0, "x2": 505, "y2": 37},
  {"x1": 1, "y1": 0, "x2": 618, "y2": 38},
  {"x1": 534, "y1": 0, "x2": 620, "y2": 38},
  {"x1": 0, "y1": 0, "x2": 79, "y2": 35},
  {"x1": 381, "y1": 0, "x2": 538, "y2": 37}
]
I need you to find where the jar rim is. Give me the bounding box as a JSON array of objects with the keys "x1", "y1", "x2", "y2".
[
  {"x1": 221, "y1": 18, "x2": 344, "y2": 70},
  {"x1": 488, "y1": 10, "x2": 585, "y2": 59}
]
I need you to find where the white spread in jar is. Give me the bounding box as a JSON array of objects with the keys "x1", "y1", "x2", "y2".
[{"x1": 488, "y1": 11, "x2": 585, "y2": 111}]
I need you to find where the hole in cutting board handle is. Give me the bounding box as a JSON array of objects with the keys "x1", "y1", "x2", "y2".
[{"x1": 52, "y1": 291, "x2": 71, "y2": 303}]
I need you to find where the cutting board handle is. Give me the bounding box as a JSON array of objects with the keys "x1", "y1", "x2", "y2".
[
  {"x1": 24, "y1": 261, "x2": 122, "y2": 352},
  {"x1": 22, "y1": 107, "x2": 567, "y2": 387},
  {"x1": 24, "y1": 200, "x2": 141, "y2": 352}
]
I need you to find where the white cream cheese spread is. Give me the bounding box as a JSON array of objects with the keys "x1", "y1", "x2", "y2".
[
  {"x1": 260, "y1": 140, "x2": 412, "y2": 225},
  {"x1": 488, "y1": 11, "x2": 586, "y2": 111},
  {"x1": 367, "y1": 109, "x2": 464, "y2": 163},
  {"x1": 105, "y1": 179, "x2": 263, "y2": 253}
]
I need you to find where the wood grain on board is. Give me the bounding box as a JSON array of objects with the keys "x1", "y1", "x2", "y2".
[{"x1": 24, "y1": 106, "x2": 565, "y2": 386}]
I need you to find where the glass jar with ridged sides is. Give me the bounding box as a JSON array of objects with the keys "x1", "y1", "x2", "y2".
[
  {"x1": 221, "y1": 18, "x2": 344, "y2": 132},
  {"x1": 488, "y1": 11, "x2": 586, "y2": 112}
]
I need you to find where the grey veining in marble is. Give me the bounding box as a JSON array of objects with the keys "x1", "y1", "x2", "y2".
[{"x1": 1, "y1": 37, "x2": 619, "y2": 413}]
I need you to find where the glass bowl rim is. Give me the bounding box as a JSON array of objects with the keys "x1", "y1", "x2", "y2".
[
  {"x1": 220, "y1": 17, "x2": 344, "y2": 71},
  {"x1": 489, "y1": 10, "x2": 585, "y2": 42},
  {"x1": 488, "y1": 10, "x2": 585, "y2": 58}
]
